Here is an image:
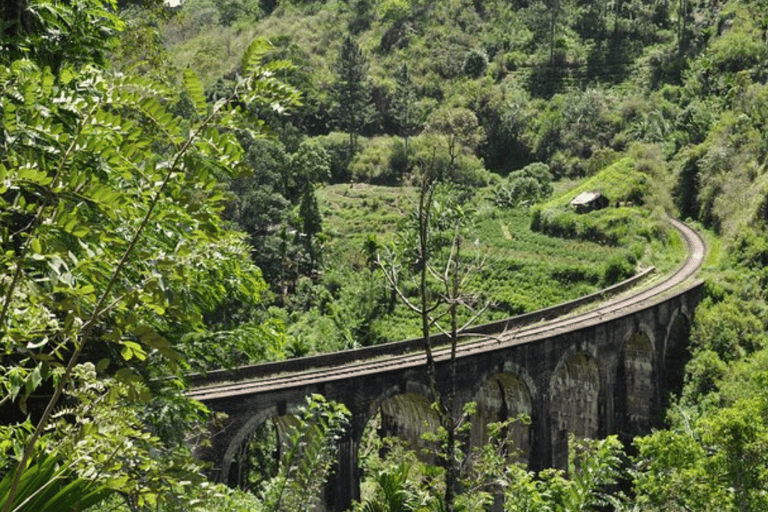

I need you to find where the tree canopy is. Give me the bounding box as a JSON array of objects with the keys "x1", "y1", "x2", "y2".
[{"x1": 333, "y1": 34, "x2": 373, "y2": 156}]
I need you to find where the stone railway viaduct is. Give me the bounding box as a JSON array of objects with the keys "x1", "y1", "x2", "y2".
[{"x1": 189, "y1": 218, "x2": 705, "y2": 511}]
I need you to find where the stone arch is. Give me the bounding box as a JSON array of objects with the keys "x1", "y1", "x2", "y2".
[
  {"x1": 663, "y1": 309, "x2": 692, "y2": 403},
  {"x1": 466, "y1": 361, "x2": 538, "y2": 406},
  {"x1": 614, "y1": 329, "x2": 655, "y2": 438},
  {"x1": 470, "y1": 371, "x2": 533, "y2": 462},
  {"x1": 362, "y1": 382, "x2": 440, "y2": 458},
  {"x1": 366, "y1": 381, "x2": 433, "y2": 421},
  {"x1": 549, "y1": 350, "x2": 600, "y2": 469},
  {"x1": 221, "y1": 403, "x2": 304, "y2": 486},
  {"x1": 629, "y1": 321, "x2": 657, "y2": 352},
  {"x1": 374, "y1": 392, "x2": 440, "y2": 458}
]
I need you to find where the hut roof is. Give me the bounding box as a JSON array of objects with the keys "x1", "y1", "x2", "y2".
[{"x1": 570, "y1": 191, "x2": 604, "y2": 206}]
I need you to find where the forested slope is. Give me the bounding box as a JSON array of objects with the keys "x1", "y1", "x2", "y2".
[
  {"x1": 159, "y1": 0, "x2": 768, "y2": 508},
  {"x1": 151, "y1": 0, "x2": 696, "y2": 356},
  {"x1": 161, "y1": 0, "x2": 768, "y2": 507},
  {"x1": 2, "y1": 0, "x2": 768, "y2": 510}
]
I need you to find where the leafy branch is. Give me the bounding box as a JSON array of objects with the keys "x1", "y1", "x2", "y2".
[{"x1": 1, "y1": 27, "x2": 300, "y2": 510}]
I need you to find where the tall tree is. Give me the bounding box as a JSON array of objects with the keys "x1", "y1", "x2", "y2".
[
  {"x1": 292, "y1": 139, "x2": 330, "y2": 275},
  {"x1": 391, "y1": 63, "x2": 422, "y2": 174},
  {"x1": 333, "y1": 34, "x2": 373, "y2": 157},
  {"x1": 298, "y1": 186, "x2": 323, "y2": 273},
  {"x1": 523, "y1": 0, "x2": 574, "y2": 69}
]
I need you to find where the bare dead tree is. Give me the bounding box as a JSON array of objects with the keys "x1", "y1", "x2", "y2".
[{"x1": 377, "y1": 163, "x2": 489, "y2": 512}]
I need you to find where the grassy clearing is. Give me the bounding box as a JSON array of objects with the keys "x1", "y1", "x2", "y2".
[
  {"x1": 531, "y1": 158, "x2": 686, "y2": 277},
  {"x1": 542, "y1": 157, "x2": 648, "y2": 208},
  {"x1": 312, "y1": 183, "x2": 684, "y2": 343},
  {"x1": 317, "y1": 183, "x2": 416, "y2": 266}
]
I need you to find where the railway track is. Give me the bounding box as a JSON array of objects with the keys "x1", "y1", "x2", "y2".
[{"x1": 189, "y1": 217, "x2": 705, "y2": 402}]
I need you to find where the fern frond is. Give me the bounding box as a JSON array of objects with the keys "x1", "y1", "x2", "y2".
[
  {"x1": 241, "y1": 38, "x2": 273, "y2": 76},
  {"x1": 183, "y1": 69, "x2": 207, "y2": 118}
]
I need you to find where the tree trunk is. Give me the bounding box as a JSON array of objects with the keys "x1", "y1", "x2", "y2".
[
  {"x1": 418, "y1": 177, "x2": 441, "y2": 407},
  {"x1": 444, "y1": 236, "x2": 462, "y2": 512}
]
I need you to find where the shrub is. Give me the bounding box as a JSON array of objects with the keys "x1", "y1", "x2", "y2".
[
  {"x1": 550, "y1": 264, "x2": 601, "y2": 286},
  {"x1": 691, "y1": 295, "x2": 766, "y2": 361},
  {"x1": 704, "y1": 14, "x2": 767, "y2": 75},
  {"x1": 493, "y1": 162, "x2": 553, "y2": 208},
  {"x1": 583, "y1": 148, "x2": 620, "y2": 175},
  {"x1": 530, "y1": 206, "x2": 543, "y2": 232},
  {"x1": 683, "y1": 349, "x2": 727, "y2": 401},
  {"x1": 449, "y1": 154, "x2": 496, "y2": 187},
  {"x1": 388, "y1": 138, "x2": 408, "y2": 176},
  {"x1": 602, "y1": 253, "x2": 634, "y2": 285},
  {"x1": 315, "y1": 132, "x2": 354, "y2": 183},
  {"x1": 731, "y1": 230, "x2": 768, "y2": 269},
  {"x1": 462, "y1": 48, "x2": 488, "y2": 78},
  {"x1": 380, "y1": 0, "x2": 410, "y2": 23},
  {"x1": 535, "y1": 209, "x2": 580, "y2": 239},
  {"x1": 349, "y1": 136, "x2": 401, "y2": 185}
]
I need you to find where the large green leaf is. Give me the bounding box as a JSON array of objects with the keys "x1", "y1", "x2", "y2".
[{"x1": 0, "y1": 453, "x2": 109, "y2": 512}]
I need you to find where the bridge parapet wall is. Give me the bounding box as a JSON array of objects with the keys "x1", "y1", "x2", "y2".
[{"x1": 187, "y1": 267, "x2": 656, "y2": 389}]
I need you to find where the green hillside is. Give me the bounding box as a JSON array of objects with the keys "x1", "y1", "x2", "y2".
[
  {"x1": 157, "y1": 0, "x2": 768, "y2": 507},
  {"x1": 5, "y1": 0, "x2": 768, "y2": 510},
  {"x1": 312, "y1": 182, "x2": 675, "y2": 345}
]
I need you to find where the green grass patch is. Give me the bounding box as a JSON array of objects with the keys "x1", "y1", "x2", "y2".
[
  {"x1": 541, "y1": 157, "x2": 649, "y2": 209},
  {"x1": 531, "y1": 158, "x2": 678, "y2": 262},
  {"x1": 699, "y1": 224, "x2": 723, "y2": 271},
  {"x1": 317, "y1": 183, "x2": 416, "y2": 267},
  {"x1": 304, "y1": 183, "x2": 683, "y2": 348}
]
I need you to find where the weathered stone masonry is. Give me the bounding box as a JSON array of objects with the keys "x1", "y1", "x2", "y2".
[{"x1": 193, "y1": 280, "x2": 702, "y2": 512}]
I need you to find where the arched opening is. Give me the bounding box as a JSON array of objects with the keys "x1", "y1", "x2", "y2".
[
  {"x1": 615, "y1": 331, "x2": 654, "y2": 439},
  {"x1": 374, "y1": 392, "x2": 440, "y2": 461},
  {"x1": 228, "y1": 414, "x2": 295, "y2": 491},
  {"x1": 550, "y1": 351, "x2": 600, "y2": 469},
  {"x1": 355, "y1": 391, "x2": 441, "y2": 507},
  {"x1": 664, "y1": 312, "x2": 692, "y2": 406},
  {"x1": 470, "y1": 373, "x2": 532, "y2": 462},
  {"x1": 223, "y1": 398, "x2": 348, "y2": 512}
]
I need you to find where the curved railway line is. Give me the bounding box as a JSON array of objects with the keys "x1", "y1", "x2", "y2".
[{"x1": 189, "y1": 216, "x2": 705, "y2": 402}]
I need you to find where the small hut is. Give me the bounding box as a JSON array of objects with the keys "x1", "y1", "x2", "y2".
[{"x1": 570, "y1": 191, "x2": 608, "y2": 213}]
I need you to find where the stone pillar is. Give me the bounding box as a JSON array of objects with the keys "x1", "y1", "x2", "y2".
[
  {"x1": 530, "y1": 388, "x2": 549, "y2": 472},
  {"x1": 327, "y1": 415, "x2": 361, "y2": 511}
]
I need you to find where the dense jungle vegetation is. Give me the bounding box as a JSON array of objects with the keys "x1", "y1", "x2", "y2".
[{"x1": 2, "y1": 0, "x2": 768, "y2": 510}]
